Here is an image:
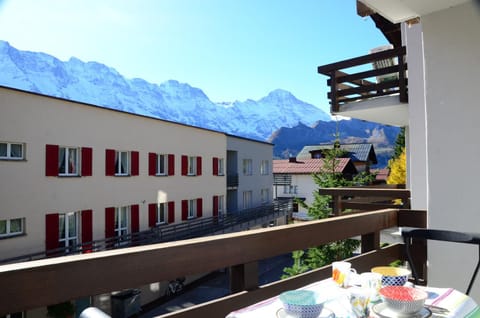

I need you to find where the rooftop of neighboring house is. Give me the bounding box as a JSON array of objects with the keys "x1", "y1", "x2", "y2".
[
  {"x1": 272, "y1": 157, "x2": 357, "y2": 175},
  {"x1": 296, "y1": 143, "x2": 378, "y2": 164}
]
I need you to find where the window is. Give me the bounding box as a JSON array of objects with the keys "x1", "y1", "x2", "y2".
[
  {"x1": 260, "y1": 160, "x2": 269, "y2": 175},
  {"x1": 46, "y1": 145, "x2": 92, "y2": 177},
  {"x1": 149, "y1": 201, "x2": 174, "y2": 226},
  {"x1": 58, "y1": 147, "x2": 78, "y2": 176},
  {"x1": 243, "y1": 191, "x2": 252, "y2": 209},
  {"x1": 261, "y1": 188, "x2": 270, "y2": 204},
  {"x1": 0, "y1": 218, "x2": 24, "y2": 238},
  {"x1": 156, "y1": 154, "x2": 167, "y2": 175},
  {"x1": 181, "y1": 155, "x2": 202, "y2": 176},
  {"x1": 115, "y1": 206, "x2": 129, "y2": 238},
  {"x1": 115, "y1": 151, "x2": 129, "y2": 175},
  {"x1": 283, "y1": 185, "x2": 298, "y2": 194},
  {"x1": 149, "y1": 153, "x2": 174, "y2": 176},
  {"x1": 213, "y1": 157, "x2": 225, "y2": 176},
  {"x1": 105, "y1": 149, "x2": 139, "y2": 176},
  {"x1": 58, "y1": 212, "x2": 78, "y2": 250},
  {"x1": 157, "y1": 203, "x2": 168, "y2": 224},
  {"x1": 182, "y1": 198, "x2": 202, "y2": 220},
  {"x1": 243, "y1": 159, "x2": 252, "y2": 176},
  {"x1": 218, "y1": 195, "x2": 224, "y2": 214},
  {"x1": 0, "y1": 142, "x2": 24, "y2": 160}
]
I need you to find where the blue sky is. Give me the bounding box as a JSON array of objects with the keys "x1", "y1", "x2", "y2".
[{"x1": 0, "y1": 0, "x2": 387, "y2": 113}]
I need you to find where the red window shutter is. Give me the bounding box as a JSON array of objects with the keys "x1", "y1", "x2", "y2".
[
  {"x1": 131, "y1": 151, "x2": 139, "y2": 176},
  {"x1": 131, "y1": 204, "x2": 139, "y2": 233},
  {"x1": 181, "y1": 155, "x2": 188, "y2": 176},
  {"x1": 148, "y1": 203, "x2": 156, "y2": 227},
  {"x1": 105, "y1": 149, "x2": 115, "y2": 176},
  {"x1": 197, "y1": 198, "x2": 203, "y2": 217},
  {"x1": 181, "y1": 200, "x2": 188, "y2": 220},
  {"x1": 81, "y1": 147, "x2": 93, "y2": 176},
  {"x1": 148, "y1": 153, "x2": 156, "y2": 176},
  {"x1": 213, "y1": 196, "x2": 219, "y2": 217},
  {"x1": 196, "y1": 156, "x2": 202, "y2": 176},
  {"x1": 81, "y1": 210, "x2": 93, "y2": 252},
  {"x1": 168, "y1": 201, "x2": 175, "y2": 223},
  {"x1": 168, "y1": 154, "x2": 175, "y2": 176},
  {"x1": 105, "y1": 207, "x2": 115, "y2": 238},
  {"x1": 45, "y1": 213, "x2": 59, "y2": 251},
  {"x1": 45, "y1": 144, "x2": 59, "y2": 176},
  {"x1": 213, "y1": 157, "x2": 219, "y2": 176}
]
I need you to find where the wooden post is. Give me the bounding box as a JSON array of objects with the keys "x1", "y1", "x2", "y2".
[
  {"x1": 230, "y1": 261, "x2": 259, "y2": 293},
  {"x1": 361, "y1": 232, "x2": 380, "y2": 253}
]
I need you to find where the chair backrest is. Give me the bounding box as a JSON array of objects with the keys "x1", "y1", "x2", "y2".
[{"x1": 402, "y1": 228, "x2": 480, "y2": 295}]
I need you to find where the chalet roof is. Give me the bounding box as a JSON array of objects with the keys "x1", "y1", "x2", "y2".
[
  {"x1": 273, "y1": 158, "x2": 357, "y2": 174},
  {"x1": 296, "y1": 143, "x2": 378, "y2": 164}
]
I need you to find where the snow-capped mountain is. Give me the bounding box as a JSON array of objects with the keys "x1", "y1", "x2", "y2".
[{"x1": 0, "y1": 40, "x2": 330, "y2": 141}]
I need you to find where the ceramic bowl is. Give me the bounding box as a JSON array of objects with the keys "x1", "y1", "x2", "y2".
[
  {"x1": 279, "y1": 290, "x2": 325, "y2": 318},
  {"x1": 379, "y1": 285, "x2": 428, "y2": 315},
  {"x1": 371, "y1": 266, "x2": 411, "y2": 286}
]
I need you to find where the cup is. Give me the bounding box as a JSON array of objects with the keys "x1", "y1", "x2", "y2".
[
  {"x1": 360, "y1": 272, "x2": 383, "y2": 302},
  {"x1": 349, "y1": 286, "x2": 371, "y2": 318},
  {"x1": 332, "y1": 261, "x2": 357, "y2": 287}
]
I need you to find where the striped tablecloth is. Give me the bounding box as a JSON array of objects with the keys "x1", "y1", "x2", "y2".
[{"x1": 226, "y1": 278, "x2": 480, "y2": 318}]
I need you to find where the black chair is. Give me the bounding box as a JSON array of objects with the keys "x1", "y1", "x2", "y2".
[{"x1": 402, "y1": 228, "x2": 480, "y2": 295}]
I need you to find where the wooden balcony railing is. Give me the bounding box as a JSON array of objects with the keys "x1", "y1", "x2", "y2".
[
  {"x1": 0, "y1": 208, "x2": 426, "y2": 317},
  {"x1": 317, "y1": 46, "x2": 408, "y2": 113}
]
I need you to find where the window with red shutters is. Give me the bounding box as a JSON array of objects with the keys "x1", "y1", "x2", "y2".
[
  {"x1": 168, "y1": 154, "x2": 175, "y2": 176},
  {"x1": 181, "y1": 200, "x2": 188, "y2": 220},
  {"x1": 105, "y1": 149, "x2": 116, "y2": 176},
  {"x1": 105, "y1": 207, "x2": 115, "y2": 238},
  {"x1": 181, "y1": 155, "x2": 188, "y2": 176},
  {"x1": 131, "y1": 151, "x2": 139, "y2": 176},
  {"x1": 148, "y1": 153, "x2": 156, "y2": 176},
  {"x1": 45, "y1": 213, "x2": 60, "y2": 251},
  {"x1": 213, "y1": 196, "x2": 219, "y2": 217},
  {"x1": 213, "y1": 157, "x2": 219, "y2": 176},
  {"x1": 168, "y1": 201, "x2": 175, "y2": 223},
  {"x1": 130, "y1": 204, "x2": 139, "y2": 233},
  {"x1": 148, "y1": 203, "x2": 156, "y2": 227},
  {"x1": 81, "y1": 147, "x2": 93, "y2": 176},
  {"x1": 196, "y1": 156, "x2": 202, "y2": 176},
  {"x1": 45, "y1": 144, "x2": 59, "y2": 176},
  {"x1": 197, "y1": 198, "x2": 203, "y2": 217},
  {"x1": 81, "y1": 210, "x2": 93, "y2": 252}
]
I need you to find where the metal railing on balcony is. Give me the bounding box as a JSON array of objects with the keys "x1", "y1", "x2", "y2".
[
  {"x1": 227, "y1": 173, "x2": 239, "y2": 187},
  {"x1": 0, "y1": 207, "x2": 427, "y2": 317},
  {"x1": 0, "y1": 199, "x2": 292, "y2": 265},
  {"x1": 317, "y1": 46, "x2": 407, "y2": 113}
]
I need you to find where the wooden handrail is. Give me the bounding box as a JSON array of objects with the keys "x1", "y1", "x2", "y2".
[
  {"x1": 317, "y1": 46, "x2": 408, "y2": 112},
  {"x1": 0, "y1": 208, "x2": 426, "y2": 316}
]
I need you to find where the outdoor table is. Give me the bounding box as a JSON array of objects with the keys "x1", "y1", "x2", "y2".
[{"x1": 226, "y1": 278, "x2": 480, "y2": 318}]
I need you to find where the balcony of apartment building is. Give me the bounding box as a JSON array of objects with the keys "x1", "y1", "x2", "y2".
[
  {"x1": 1, "y1": 187, "x2": 430, "y2": 318},
  {"x1": 317, "y1": 45, "x2": 408, "y2": 127}
]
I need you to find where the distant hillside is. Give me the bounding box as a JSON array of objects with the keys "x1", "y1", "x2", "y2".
[{"x1": 269, "y1": 119, "x2": 400, "y2": 168}]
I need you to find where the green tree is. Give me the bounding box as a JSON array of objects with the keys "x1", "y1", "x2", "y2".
[
  {"x1": 393, "y1": 127, "x2": 405, "y2": 160},
  {"x1": 282, "y1": 145, "x2": 371, "y2": 278}
]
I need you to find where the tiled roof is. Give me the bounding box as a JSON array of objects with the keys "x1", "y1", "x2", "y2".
[
  {"x1": 273, "y1": 158, "x2": 353, "y2": 174},
  {"x1": 296, "y1": 143, "x2": 377, "y2": 164}
]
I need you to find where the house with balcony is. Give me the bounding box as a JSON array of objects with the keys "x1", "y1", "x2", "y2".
[
  {"x1": 0, "y1": 85, "x2": 282, "y2": 316},
  {"x1": 1, "y1": 1, "x2": 479, "y2": 317},
  {"x1": 317, "y1": 0, "x2": 480, "y2": 298},
  {"x1": 273, "y1": 156, "x2": 357, "y2": 219}
]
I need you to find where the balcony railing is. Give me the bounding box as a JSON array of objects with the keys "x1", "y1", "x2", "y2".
[
  {"x1": 317, "y1": 46, "x2": 408, "y2": 113},
  {"x1": 227, "y1": 173, "x2": 239, "y2": 187},
  {"x1": 0, "y1": 207, "x2": 426, "y2": 317}
]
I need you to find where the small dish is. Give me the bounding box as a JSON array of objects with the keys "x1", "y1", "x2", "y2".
[
  {"x1": 372, "y1": 302, "x2": 432, "y2": 318},
  {"x1": 276, "y1": 307, "x2": 335, "y2": 318}
]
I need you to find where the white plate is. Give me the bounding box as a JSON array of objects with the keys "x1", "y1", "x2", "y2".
[
  {"x1": 371, "y1": 303, "x2": 432, "y2": 318},
  {"x1": 276, "y1": 307, "x2": 335, "y2": 318}
]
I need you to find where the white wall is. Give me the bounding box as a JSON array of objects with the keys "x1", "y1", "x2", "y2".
[
  {"x1": 420, "y1": 2, "x2": 480, "y2": 296},
  {"x1": 227, "y1": 136, "x2": 273, "y2": 210}
]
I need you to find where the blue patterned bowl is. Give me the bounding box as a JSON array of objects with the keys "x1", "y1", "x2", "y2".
[
  {"x1": 279, "y1": 290, "x2": 325, "y2": 318},
  {"x1": 371, "y1": 266, "x2": 411, "y2": 286}
]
